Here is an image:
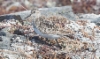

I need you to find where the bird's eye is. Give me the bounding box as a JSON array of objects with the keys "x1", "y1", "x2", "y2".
[{"x1": 31, "y1": 10, "x2": 36, "y2": 13}]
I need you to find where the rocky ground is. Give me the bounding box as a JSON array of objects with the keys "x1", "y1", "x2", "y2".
[{"x1": 0, "y1": 7, "x2": 100, "y2": 59}]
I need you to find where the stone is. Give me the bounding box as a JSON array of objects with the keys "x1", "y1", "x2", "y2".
[
  {"x1": 13, "y1": 29, "x2": 24, "y2": 35},
  {"x1": 0, "y1": 15, "x2": 23, "y2": 23},
  {"x1": 0, "y1": 31, "x2": 6, "y2": 36},
  {"x1": 0, "y1": 36, "x2": 11, "y2": 49},
  {"x1": 78, "y1": 14, "x2": 100, "y2": 24},
  {"x1": 1, "y1": 6, "x2": 76, "y2": 20}
]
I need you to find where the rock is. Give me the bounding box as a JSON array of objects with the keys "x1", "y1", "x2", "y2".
[
  {"x1": 0, "y1": 15, "x2": 22, "y2": 23},
  {"x1": 0, "y1": 36, "x2": 11, "y2": 49},
  {"x1": 78, "y1": 14, "x2": 100, "y2": 25},
  {"x1": 11, "y1": 35, "x2": 27, "y2": 43},
  {"x1": 96, "y1": 50, "x2": 100, "y2": 59},
  {"x1": 0, "y1": 28, "x2": 13, "y2": 49},
  {"x1": 0, "y1": 37, "x2": 2, "y2": 41},
  {"x1": 39, "y1": 6, "x2": 76, "y2": 20},
  {"x1": 0, "y1": 31, "x2": 6, "y2": 36},
  {"x1": 1, "y1": 27, "x2": 13, "y2": 37},
  {"x1": 13, "y1": 29, "x2": 24, "y2": 35},
  {"x1": 1, "y1": 6, "x2": 76, "y2": 20},
  {"x1": 0, "y1": 56, "x2": 3, "y2": 59},
  {"x1": 71, "y1": 55, "x2": 81, "y2": 59},
  {"x1": 30, "y1": 36, "x2": 40, "y2": 43}
]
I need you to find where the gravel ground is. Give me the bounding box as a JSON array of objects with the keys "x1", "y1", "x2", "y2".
[
  {"x1": 0, "y1": 9, "x2": 100, "y2": 59},
  {"x1": 0, "y1": 6, "x2": 100, "y2": 59}
]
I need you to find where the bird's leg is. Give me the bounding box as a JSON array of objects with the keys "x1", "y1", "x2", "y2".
[
  {"x1": 45, "y1": 38, "x2": 52, "y2": 46},
  {"x1": 45, "y1": 38, "x2": 49, "y2": 43},
  {"x1": 45, "y1": 38, "x2": 48, "y2": 42},
  {"x1": 55, "y1": 39, "x2": 62, "y2": 49}
]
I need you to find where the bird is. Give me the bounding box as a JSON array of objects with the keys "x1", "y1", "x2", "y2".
[{"x1": 29, "y1": 8, "x2": 68, "y2": 49}]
